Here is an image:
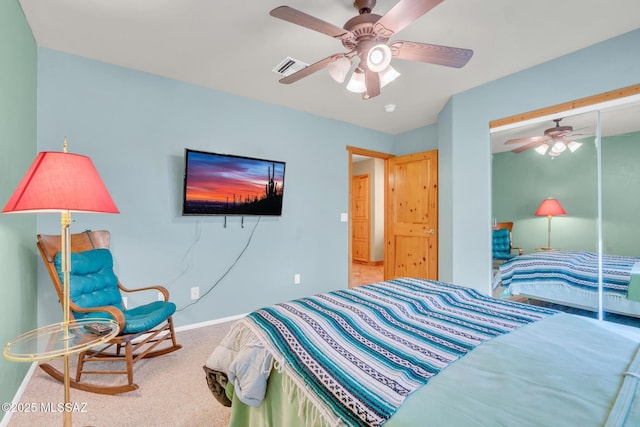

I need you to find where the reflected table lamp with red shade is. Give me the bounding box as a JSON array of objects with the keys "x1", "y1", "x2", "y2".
[{"x1": 535, "y1": 197, "x2": 566, "y2": 251}]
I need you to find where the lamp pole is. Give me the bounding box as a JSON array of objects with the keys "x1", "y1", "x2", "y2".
[{"x1": 60, "y1": 210, "x2": 73, "y2": 426}]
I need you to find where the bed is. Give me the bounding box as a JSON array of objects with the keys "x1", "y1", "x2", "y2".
[
  {"x1": 498, "y1": 250, "x2": 640, "y2": 317},
  {"x1": 204, "y1": 277, "x2": 640, "y2": 426}
]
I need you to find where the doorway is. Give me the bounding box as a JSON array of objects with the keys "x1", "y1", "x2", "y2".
[
  {"x1": 347, "y1": 147, "x2": 439, "y2": 287},
  {"x1": 347, "y1": 146, "x2": 392, "y2": 287}
]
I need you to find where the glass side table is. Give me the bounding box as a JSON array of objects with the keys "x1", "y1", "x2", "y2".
[
  {"x1": 4, "y1": 318, "x2": 119, "y2": 426},
  {"x1": 4, "y1": 318, "x2": 118, "y2": 362}
]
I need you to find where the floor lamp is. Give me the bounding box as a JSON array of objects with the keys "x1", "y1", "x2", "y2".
[
  {"x1": 535, "y1": 197, "x2": 566, "y2": 251},
  {"x1": 2, "y1": 139, "x2": 119, "y2": 426}
]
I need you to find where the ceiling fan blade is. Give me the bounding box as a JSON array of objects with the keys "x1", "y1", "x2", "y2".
[
  {"x1": 566, "y1": 126, "x2": 590, "y2": 138},
  {"x1": 511, "y1": 140, "x2": 547, "y2": 153},
  {"x1": 364, "y1": 68, "x2": 380, "y2": 100},
  {"x1": 279, "y1": 55, "x2": 337, "y2": 84},
  {"x1": 270, "y1": 6, "x2": 354, "y2": 42},
  {"x1": 390, "y1": 41, "x2": 473, "y2": 68},
  {"x1": 504, "y1": 136, "x2": 549, "y2": 145},
  {"x1": 374, "y1": 0, "x2": 444, "y2": 37}
]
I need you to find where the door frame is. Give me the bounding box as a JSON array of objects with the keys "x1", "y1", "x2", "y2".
[{"x1": 346, "y1": 146, "x2": 394, "y2": 288}]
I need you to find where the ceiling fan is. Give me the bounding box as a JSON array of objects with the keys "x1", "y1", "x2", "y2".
[
  {"x1": 269, "y1": 0, "x2": 474, "y2": 100},
  {"x1": 505, "y1": 118, "x2": 584, "y2": 156}
]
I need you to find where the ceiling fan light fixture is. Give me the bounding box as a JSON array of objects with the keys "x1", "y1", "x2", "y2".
[
  {"x1": 380, "y1": 65, "x2": 401, "y2": 88},
  {"x1": 535, "y1": 144, "x2": 549, "y2": 155},
  {"x1": 270, "y1": 3, "x2": 474, "y2": 102},
  {"x1": 327, "y1": 56, "x2": 352, "y2": 83},
  {"x1": 346, "y1": 68, "x2": 366, "y2": 93},
  {"x1": 366, "y1": 44, "x2": 392, "y2": 73},
  {"x1": 567, "y1": 140, "x2": 583, "y2": 152},
  {"x1": 551, "y1": 141, "x2": 567, "y2": 155}
]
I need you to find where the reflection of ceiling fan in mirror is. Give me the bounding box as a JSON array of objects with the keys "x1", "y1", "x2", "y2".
[
  {"x1": 269, "y1": 0, "x2": 473, "y2": 100},
  {"x1": 505, "y1": 118, "x2": 584, "y2": 156}
]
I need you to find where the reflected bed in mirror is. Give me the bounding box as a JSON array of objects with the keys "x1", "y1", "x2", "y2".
[
  {"x1": 496, "y1": 250, "x2": 640, "y2": 318},
  {"x1": 490, "y1": 85, "x2": 640, "y2": 322}
]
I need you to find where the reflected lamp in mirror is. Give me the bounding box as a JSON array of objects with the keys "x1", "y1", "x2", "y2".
[{"x1": 535, "y1": 197, "x2": 566, "y2": 250}]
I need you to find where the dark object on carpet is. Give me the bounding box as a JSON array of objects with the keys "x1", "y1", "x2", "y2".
[{"x1": 203, "y1": 366, "x2": 232, "y2": 407}]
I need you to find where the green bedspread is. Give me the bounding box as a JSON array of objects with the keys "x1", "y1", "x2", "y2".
[
  {"x1": 227, "y1": 313, "x2": 640, "y2": 427},
  {"x1": 627, "y1": 266, "x2": 640, "y2": 302}
]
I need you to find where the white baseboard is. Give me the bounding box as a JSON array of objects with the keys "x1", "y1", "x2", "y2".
[
  {"x1": 175, "y1": 313, "x2": 247, "y2": 333},
  {"x1": 0, "y1": 362, "x2": 39, "y2": 427}
]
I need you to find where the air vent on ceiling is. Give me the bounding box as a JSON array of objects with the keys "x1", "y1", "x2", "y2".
[{"x1": 272, "y1": 56, "x2": 308, "y2": 77}]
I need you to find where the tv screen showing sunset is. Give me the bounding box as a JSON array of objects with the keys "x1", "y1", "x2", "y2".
[{"x1": 182, "y1": 149, "x2": 285, "y2": 216}]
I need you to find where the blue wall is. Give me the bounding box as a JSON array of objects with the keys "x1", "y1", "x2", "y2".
[
  {"x1": 35, "y1": 49, "x2": 395, "y2": 327},
  {"x1": 393, "y1": 124, "x2": 438, "y2": 155}
]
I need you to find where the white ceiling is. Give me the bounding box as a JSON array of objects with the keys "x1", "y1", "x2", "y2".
[{"x1": 18, "y1": 0, "x2": 640, "y2": 135}]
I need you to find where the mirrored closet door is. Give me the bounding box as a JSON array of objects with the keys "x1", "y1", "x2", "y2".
[
  {"x1": 599, "y1": 100, "x2": 640, "y2": 321},
  {"x1": 490, "y1": 87, "x2": 640, "y2": 326}
]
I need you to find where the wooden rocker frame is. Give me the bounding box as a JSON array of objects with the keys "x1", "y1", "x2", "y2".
[{"x1": 37, "y1": 230, "x2": 182, "y2": 395}]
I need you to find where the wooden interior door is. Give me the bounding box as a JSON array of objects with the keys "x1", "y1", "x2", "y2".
[
  {"x1": 385, "y1": 150, "x2": 438, "y2": 280},
  {"x1": 351, "y1": 174, "x2": 370, "y2": 263}
]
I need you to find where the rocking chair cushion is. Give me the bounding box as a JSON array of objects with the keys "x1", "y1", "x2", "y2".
[
  {"x1": 86, "y1": 301, "x2": 177, "y2": 335},
  {"x1": 54, "y1": 248, "x2": 177, "y2": 334},
  {"x1": 54, "y1": 248, "x2": 124, "y2": 311},
  {"x1": 492, "y1": 228, "x2": 513, "y2": 260}
]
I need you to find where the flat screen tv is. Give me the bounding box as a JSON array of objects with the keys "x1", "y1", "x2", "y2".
[{"x1": 182, "y1": 149, "x2": 285, "y2": 216}]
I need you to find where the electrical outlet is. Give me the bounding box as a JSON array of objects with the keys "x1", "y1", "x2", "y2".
[
  {"x1": 157, "y1": 292, "x2": 164, "y2": 301},
  {"x1": 294, "y1": 274, "x2": 301, "y2": 285},
  {"x1": 190, "y1": 287, "x2": 199, "y2": 300}
]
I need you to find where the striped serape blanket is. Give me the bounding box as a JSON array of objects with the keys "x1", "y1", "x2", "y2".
[
  {"x1": 245, "y1": 278, "x2": 557, "y2": 426},
  {"x1": 500, "y1": 250, "x2": 640, "y2": 296}
]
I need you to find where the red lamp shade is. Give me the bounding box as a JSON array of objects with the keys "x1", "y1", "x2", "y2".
[
  {"x1": 2, "y1": 151, "x2": 119, "y2": 214},
  {"x1": 535, "y1": 198, "x2": 566, "y2": 217}
]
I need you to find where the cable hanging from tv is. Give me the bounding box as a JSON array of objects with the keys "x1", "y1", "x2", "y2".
[
  {"x1": 223, "y1": 216, "x2": 245, "y2": 228},
  {"x1": 177, "y1": 216, "x2": 261, "y2": 312}
]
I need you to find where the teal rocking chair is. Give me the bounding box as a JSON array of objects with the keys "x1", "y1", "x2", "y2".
[
  {"x1": 37, "y1": 230, "x2": 181, "y2": 394},
  {"x1": 492, "y1": 222, "x2": 523, "y2": 268}
]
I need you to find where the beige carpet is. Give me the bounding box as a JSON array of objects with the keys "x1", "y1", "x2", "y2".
[{"x1": 7, "y1": 321, "x2": 235, "y2": 427}]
